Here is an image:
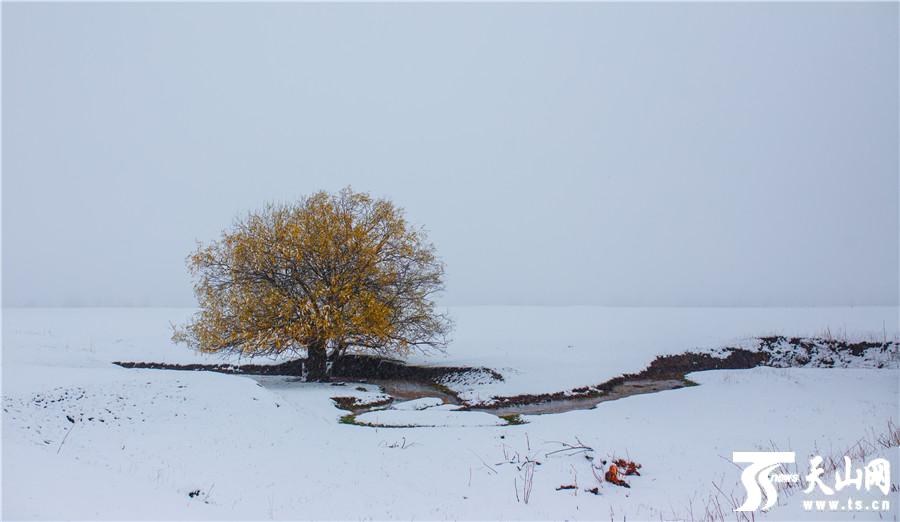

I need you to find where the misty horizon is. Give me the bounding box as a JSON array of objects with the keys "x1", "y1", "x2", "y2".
[{"x1": 3, "y1": 2, "x2": 898, "y2": 308}]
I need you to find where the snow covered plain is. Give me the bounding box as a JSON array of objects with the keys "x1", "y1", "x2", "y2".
[{"x1": 2, "y1": 306, "x2": 898, "y2": 520}]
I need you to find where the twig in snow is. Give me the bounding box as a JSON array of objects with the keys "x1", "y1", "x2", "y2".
[
  {"x1": 545, "y1": 438, "x2": 594, "y2": 458},
  {"x1": 591, "y1": 462, "x2": 605, "y2": 486},
  {"x1": 521, "y1": 461, "x2": 535, "y2": 504},
  {"x1": 381, "y1": 437, "x2": 415, "y2": 449},
  {"x1": 57, "y1": 420, "x2": 76, "y2": 454},
  {"x1": 203, "y1": 483, "x2": 216, "y2": 503},
  {"x1": 469, "y1": 450, "x2": 497, "y2": 475},
  {"x1": 571, "y1": 464, "x2": 579, "y2": 495}
]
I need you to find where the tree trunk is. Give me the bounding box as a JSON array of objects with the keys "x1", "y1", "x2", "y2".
[
  {"x1": 329, "y1": 341, "x2": 348, "y2": 362},
  {"x1": 306, "y1": 340, "x2": 328, "y2": 382}
]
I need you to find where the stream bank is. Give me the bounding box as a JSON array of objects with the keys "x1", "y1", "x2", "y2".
[{"x1": 115, "y1": 336, "x2": 898, "y2": 425}]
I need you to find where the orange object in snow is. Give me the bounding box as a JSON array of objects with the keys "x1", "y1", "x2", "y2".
[
  {"x1": 605, "y1": 464, "x2": 630, "y2": 487},
  {"x1": 614, "y1": 458, "x2": 642, "y2": 476}
]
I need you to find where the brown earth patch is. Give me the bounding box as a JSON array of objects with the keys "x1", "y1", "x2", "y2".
[
  {"x1": 115, "y1": 337, "x2": 892, "y2": 416},
  {"x1": 465, "y1": 348, "x2": 767, "y2": 411},
  {"x1": 331, "y1": 395, "x2": 393, "y2": 412},
  {"x1": 113, "y1": 354, "x2": 502, "y2": 384},
  {"x1": 113, "y1": 359, "x2": 305, "y2": 376}
]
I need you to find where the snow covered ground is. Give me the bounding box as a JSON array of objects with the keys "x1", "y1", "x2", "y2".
[{"x1": 2, "y1": 306, "x2": 898, "y2": 520}]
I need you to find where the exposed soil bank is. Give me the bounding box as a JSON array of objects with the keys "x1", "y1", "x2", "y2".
[
  {"x1": 462, "y1": 337, "x2": 898, "y2": 411},
  {"x1": 330, "y1": 376, "x2": 698, "y2": 420},
  {"x1": 115, "y1": 337, "x2": 897, "y2": 418},
  {"x1": 114, "y1": 359, "x2": 305, "y2": 376},
  {"x1": 757, "y1": 336, "x2": 897, "y2": 368},
  {"x1": 329, "y1": 351, "x2": 760, "y2": 417},
  {"x1": 331, "y1": 356, "x2": 503, "y2": 385},
  {"x1": 471, "y1": 379, "x2": 691, "y2": 416},
  {"x1": 114, "y1": 354, "x2": 502, "y2": 384},
  {"x1": 465, "y1": 348, "x2": 764, "y2": 411}
]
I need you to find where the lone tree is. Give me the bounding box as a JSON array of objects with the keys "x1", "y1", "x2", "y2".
[{"x1": 173, "y1": 188, "x2": 452, "y2": 381}]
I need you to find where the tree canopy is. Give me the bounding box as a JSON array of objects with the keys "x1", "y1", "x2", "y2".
[{"x1": 173, "y1": 188, "x2": 451, "y2": 380}]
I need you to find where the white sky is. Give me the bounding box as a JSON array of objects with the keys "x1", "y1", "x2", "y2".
[{"x1": 3, "y1": 2, "x2": 898, "y2": 307}]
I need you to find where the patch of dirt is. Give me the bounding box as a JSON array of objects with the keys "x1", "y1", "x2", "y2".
[
  {"x1": 636, "y1": 348, "x2": 769, "y2": 380},
  {"x1": 467, "y1": 348, "x2": 764, "y2": 411},
  {"x1": 758, "y1": 336, "x2": 898, "y2": 368},
  {"x1": 330, "y1": 355, "x2": 503, "y2": 384},
  {"x1": 115, "y1": 337, "x2": 896, "y2": 420},
  {"x1": 464, "y1": 338, "x2": 898, "y2": 412},
  {"x1": 473, "y1": 378, "x2": 690, "y2": 416},
  {"x1": 113, "y1": 354, "x2": 502, "y2": 384},
  {"x1": 113, "y1": 359, "x2": 305, "y2": 376},
  {"x1": 331, "y1": 395, "x2": 393, "y2": 412}
]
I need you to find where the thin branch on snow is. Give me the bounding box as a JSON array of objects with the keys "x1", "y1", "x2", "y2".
[
  {"x1": 469, "y1": 450, "x2": 497, "y2": 475},
  {"x1": 57, "y1": 420, "x2": 77, "y2": 455},
  {"x1": 545, "y1": 438, "x2": 593, "y2": 458}
]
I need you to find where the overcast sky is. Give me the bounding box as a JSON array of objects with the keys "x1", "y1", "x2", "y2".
[{"x1": 3, "y1": 2, "x2": 898, "y2": 308}]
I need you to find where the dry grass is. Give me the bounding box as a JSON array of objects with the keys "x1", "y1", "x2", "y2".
[{"x1": 688, "y1": 420, "x2": 898, "y2": 522}]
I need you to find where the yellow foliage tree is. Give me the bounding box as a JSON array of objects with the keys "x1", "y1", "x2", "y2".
[{"x1": 173, "y1": 188, "x2": 452, "y2": 380}]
